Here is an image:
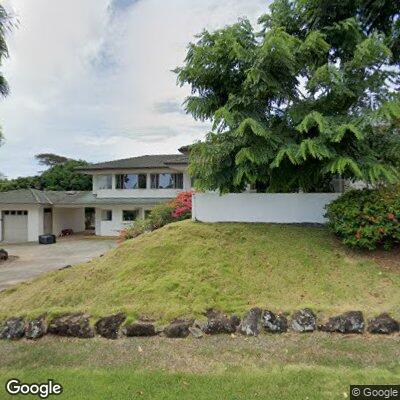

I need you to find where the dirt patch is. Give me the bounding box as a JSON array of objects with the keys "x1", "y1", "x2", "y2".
[
  {"x1": 363, "y1": 248, "x2": 400, "y2": 272},
  {"x1": 346, "y1": 246, "x2": 400, "y2": 273}
]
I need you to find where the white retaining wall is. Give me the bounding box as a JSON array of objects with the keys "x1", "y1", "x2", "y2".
[{"x1": 192, "y1": 193, "x2": 341, "y2": 224}]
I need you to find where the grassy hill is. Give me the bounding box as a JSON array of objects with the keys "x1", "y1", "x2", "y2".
[{"x1": 0, "y1": 220, "x2": 399, "y2": 321}]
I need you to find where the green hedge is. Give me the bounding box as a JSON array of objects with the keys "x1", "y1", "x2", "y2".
[{"x1": 325, "y1": 186, "x2": 400, "y2": 250}]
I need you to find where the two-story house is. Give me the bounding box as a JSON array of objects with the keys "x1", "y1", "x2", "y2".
[{"x1": 0, "y1": 151, "x2": 191, "y2": 242}]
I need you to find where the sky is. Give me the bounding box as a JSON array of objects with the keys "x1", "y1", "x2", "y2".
[{"x1": 0, "y1": 0, "x2": 268, "y2": 178}]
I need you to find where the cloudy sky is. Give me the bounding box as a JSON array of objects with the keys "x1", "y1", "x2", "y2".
[{"x1": 0, "y1": 0, "x2": 268, "y2": 178}]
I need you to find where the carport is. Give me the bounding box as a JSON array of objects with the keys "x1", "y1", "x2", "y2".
[{"x1": 0, "y1": 189, "x2": 87, "y2": 243}]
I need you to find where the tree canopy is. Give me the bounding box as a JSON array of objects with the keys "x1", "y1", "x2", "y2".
[
  {"x1": 0, "y1": 5, "x2": 11, "y2": 146},
  {"x1": 35, "y1": 153, "x2": 70, "y2": 167},
  {"x1": 176, "y1": 0, "x2": 400, "y2": 192},
  {"x1": 0, "y1": 157, "x2": 92, "y2": 192}
]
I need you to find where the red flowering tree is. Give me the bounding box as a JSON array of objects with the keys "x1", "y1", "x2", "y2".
[{"x1": 171, "y1": 191, "x2": 193, "y2": 220}]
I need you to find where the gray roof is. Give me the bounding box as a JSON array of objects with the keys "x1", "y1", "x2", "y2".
[
  {"x1": 0, "y1": 189, "x2": 171, "y2": 206},
  {"x1": 76, "y1": 154, "x2": 189, "y2": 171}
]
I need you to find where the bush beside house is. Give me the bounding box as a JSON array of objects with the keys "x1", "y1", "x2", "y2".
[
  {"x1": 326, "y1": 186, "x2": 400, "y2": 250},
  {"x1": 120, "y1": 191, "x2": 193, "y2": 241}
]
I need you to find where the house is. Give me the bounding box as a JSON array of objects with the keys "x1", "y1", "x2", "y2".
[{"x1": 0, "y1": 152, "x2": 191, "y2": 242}]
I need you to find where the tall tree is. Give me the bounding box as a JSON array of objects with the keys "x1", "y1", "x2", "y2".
[
  {"x1": 35, "y1": 153, "x2": 69, "y2": 167},
  {"x1": 176, "y1": 0, "x2": 400, "y2": 192},
  {"x1": 0, "y1": 5, "x2": 11, "y2": 146}
]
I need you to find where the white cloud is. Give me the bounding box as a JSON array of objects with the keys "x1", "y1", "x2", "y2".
[{"x1": 0, "y1": 0, "x2": 268, "y2": 178}]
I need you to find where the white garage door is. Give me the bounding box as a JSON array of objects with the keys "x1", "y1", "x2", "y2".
[{"x1": 3, "y1": 210, "x2": 28, "y2": 242}]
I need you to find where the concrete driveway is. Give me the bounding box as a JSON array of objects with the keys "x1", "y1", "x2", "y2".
[{"x1": 0, "y1": 236, "x2": 117, "y2": 291}]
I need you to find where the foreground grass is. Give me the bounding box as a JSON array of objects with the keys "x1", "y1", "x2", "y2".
[
  {"x1": 0, "y1": 334, "x2": 399, "y2": 399},
  {"x1": 0, "y1": 221, "x2": 399, "y2": 321}
]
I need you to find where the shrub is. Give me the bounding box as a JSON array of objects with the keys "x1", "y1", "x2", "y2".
[
  {"x1": 120, "y1": 192, "x2": 193, "y2": 241},
  {"x1": 119, "y1": 219, "x2": 153, "y2": 241},
  {"x1": 325, "y1": 186, "x2": 400, "y2": 250},
  {"x1": 147, "y1": 203, "x2": 175, "y2": 229}
]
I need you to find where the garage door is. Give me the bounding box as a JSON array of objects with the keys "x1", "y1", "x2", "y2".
[{"x1": 3, "y1": 210, "x2": 28, "y2": 242}]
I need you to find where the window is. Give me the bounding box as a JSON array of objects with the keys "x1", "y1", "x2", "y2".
[
  {"x1": 150, "y1": 173, "x2": 183, "y2": 189},
  {"x1": 123, "y1": 210, "x2": 139, "y2": 222},
  {"x1": 97, "y1": 175, "x2": 112, "y2": 190},
  {"x1": 101, "y1": 210, "x2": 112, "y2": 221},
  {"x1": 116, "y1": 174, "x2": 147, "y2": 189},
  {"x1": 4, "y1": 210, "x2": 28, "y2": 216}
]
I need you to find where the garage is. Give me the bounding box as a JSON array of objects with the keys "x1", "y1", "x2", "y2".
[{"x1": 2, "y1": 210, "x2": 28, "y2": 243}]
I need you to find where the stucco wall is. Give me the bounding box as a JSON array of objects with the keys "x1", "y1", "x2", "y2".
[
  {"x1": 192, "y1": 193, "x2": 341, "y2": 224},
  {"x1": 52, "y1": 208, "x2": 85, "y2": 236},
  {"x1": 0, "y1": 205, "x2": 44, "y2": 242},
  {"x1": 95, "y1": 206, "x2": 152, "y2": 236}
]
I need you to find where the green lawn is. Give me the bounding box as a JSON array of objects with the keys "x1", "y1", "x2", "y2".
[
  {"x1": 0, "y1": 220, "x2": 399, "y2": 322},
  {"x1": 0, "y1": 334, "x2": 399, "y2": 399}
]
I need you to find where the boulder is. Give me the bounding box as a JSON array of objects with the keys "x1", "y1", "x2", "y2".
[
  {"x1": 202, "y1": 309, "x2": 238, "y2": 334},
  {"x1": 238, "y1": 308, "x2": 262, "y2": 336},
  {"x1": 189, "y1": 326, "x2": 204, "y2": 339},
  {"x1": 319, "y1": 311, "x2": 364, "y2": 334},
  {"x1": 95, "y1": 313, "x2": 126, "y2": 339},
  {"x1": 0, "y1": 249, "x2": 8, "y2": 261},
  {"x1": 124, "y1": 322, "x2": 157, "y2": 337},
  {"x1": 25, "y1": 316, "x2": 47, "y2": 340},
  {"x1": 230, "y1": 315, "x2": 241, "y2": 330},
  {"x1": 0, "y1": 317, "x2": 25, "y2": 340},
  {"x1": 290, "y1": 309, "x2": 317, "y2": 332},
  {"x1": 164, "y1": 320, "x2": 191, "y2": 338},
  {"x1": 262, "y1": 311, "x2": 288, "y2": 333},
  {"x1": 367, "y1": 313, "x2": 399, "y2": 334},
  {"x1": 48, "y1": 313, "x2": 94, "y2": 338}
]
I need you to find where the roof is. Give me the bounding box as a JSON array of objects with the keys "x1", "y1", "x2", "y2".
[
  {"x1": 76, "y1": 154, "x2": 189, "y2": 171},
  {"x1": 0, "y1": 189, "x2": 51, "y2": 205},
  {"x1": 0, "y1": 189, "x2": 171, "y2": 206}
]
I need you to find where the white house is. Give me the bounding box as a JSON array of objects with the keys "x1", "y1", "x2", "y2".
[{"x1": 0, "y1": 151, "x2": 191, "y2": 242}]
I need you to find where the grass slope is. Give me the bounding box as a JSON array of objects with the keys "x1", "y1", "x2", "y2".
[{"x1": 0, "y1": 220, "x2": 399, "y2": 321}]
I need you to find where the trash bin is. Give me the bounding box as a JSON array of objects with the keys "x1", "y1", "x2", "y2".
[{"x1": 39, "y1": 234, "x2": 57, "y2": 245}]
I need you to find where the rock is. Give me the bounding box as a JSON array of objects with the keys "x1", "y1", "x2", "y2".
[
  {"x1": 25, "y1": 316, "x2": 47, "y2": 340},
  {"x1": 262, "y1": 311, "x2": 288, "y2": 333},
  {"x1": 319, "y1": 311, "x2": 364, "y2": 334},
  {"x1": 124, "y1": 322, "x2": 157, "y2": 337},
  {"x1": 290, "y1": 309, "x2": 317, "y2": 332},
  {"x1": 230, "y1": 315, "x2": 241, "y2": 330},
  {"x1": 0, "y1": 317, "x2": 25, "y2": 340},
  {"x1": 95, "y1": 313, "x2": 126, "y2": 339},
  {"x1": 367, "y1": 313, "x2": 399, "y2": 334},
  {"x1": 202, "y1": 309, "x2": 238, "y2": 334},
  {"x1": 59, "y1": 265, "x2": 72, "y2": 271},
  {"x1": 0, "y1": 249, "x2": 8, "y2": 261},
  {"x1": 164, "y1": 321, "x2": 191, "y2": 338},
  {"x1": 48, "y1": 313, "x2": 94, "y2": 338},
  {"x1": 238, "y1": 308, "x2": 262, "y2": 336},
  {"x1": 189, "y1": 326, "x2": 204, "y2": 339}
]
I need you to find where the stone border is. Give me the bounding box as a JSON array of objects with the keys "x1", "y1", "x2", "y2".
[{"x1": 0, "y1": 309, "x2": 399, "y2": 340}]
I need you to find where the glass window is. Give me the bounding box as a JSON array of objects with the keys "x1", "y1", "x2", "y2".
[
  {"x1": 101, "y1": 210, "x2": 112, "y2": 221},
  {"x1": 116, "y1": 174, "x2": 147, "y2": 189},
  {"x1": 97, "y1": 175, "x2": 112, "y2": 190},
  {"x1": 123, "y1": 210, "x2": 139, "y2": 222},
  {"x1": 150, "y1": 173, "x2": 183, "y2": 189}
]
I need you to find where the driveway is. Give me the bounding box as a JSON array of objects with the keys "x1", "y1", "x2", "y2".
[{"x1": 0, "y1": 236, "x2": 117, "y2": 291}]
